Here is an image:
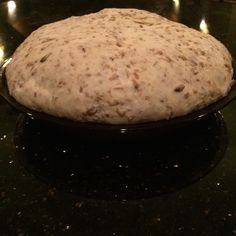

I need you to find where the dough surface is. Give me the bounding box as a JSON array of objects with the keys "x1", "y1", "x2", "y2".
[{"x1": 6, "y1": 8, "x2": 234, "y2": 124}]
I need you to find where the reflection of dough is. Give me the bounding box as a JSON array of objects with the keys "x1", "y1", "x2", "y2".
[{"x1": 6, "y1": 8, "x2": 234, "y2": 124}]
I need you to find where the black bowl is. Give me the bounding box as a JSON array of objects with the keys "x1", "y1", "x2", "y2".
[{"x1": 1, "y1": 59, "x2": 235, "y2": 136}]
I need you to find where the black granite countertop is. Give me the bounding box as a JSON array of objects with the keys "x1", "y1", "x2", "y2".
[{"x1": 0, "y1": 0, "x2": 236, "y2": 235}]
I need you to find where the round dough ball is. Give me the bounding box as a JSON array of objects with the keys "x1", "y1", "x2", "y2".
[{"x1": 6, "y1": 8, "x2": 234, "y2": 124}]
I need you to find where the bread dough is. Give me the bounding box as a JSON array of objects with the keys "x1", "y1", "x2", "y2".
[{"x1": 6, "y1": 8, "x2": 234, "y2": 124}]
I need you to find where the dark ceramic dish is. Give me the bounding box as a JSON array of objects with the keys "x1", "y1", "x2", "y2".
[{"x1": 0, "y1": 63, "x2": 235, "y2": 133}]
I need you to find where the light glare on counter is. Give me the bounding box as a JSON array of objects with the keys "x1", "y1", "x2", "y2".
[
  {"x1": 0, "y1": 45, "x2": 4, "y2": 62},
  {"x1": 173, "y1": 0, "x2": 180, "y2": 10},
  {"x1": 7, "y1": 1, "x2": 16, "y2": 15},
  {"x1": 171, "y1": 0, "x2": 180, "y2": 21},
  {"x1": 200, "y1": 19, "x2": 209, "y2": 34}
]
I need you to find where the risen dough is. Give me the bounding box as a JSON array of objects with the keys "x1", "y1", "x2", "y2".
[{"x1": 6, "y1": 8, "x2": 234, "y2": 124}]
